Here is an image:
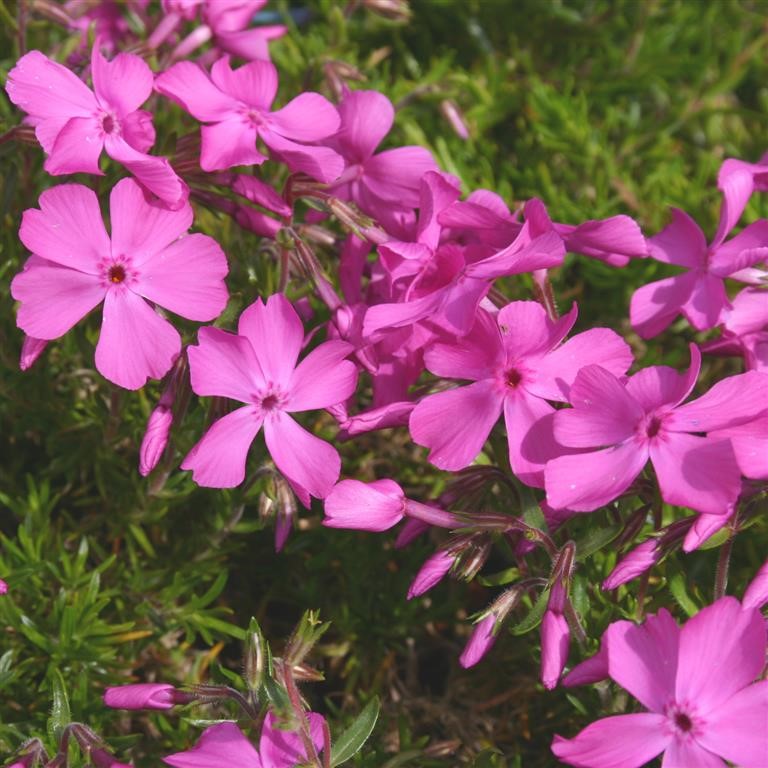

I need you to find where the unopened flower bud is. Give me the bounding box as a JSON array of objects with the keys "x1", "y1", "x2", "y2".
[
  {"x1": 103, "y1": 683, "x2": 182, "y2": 710},
  {"x1": 362, "y1": 0, "x2": 411, "y2": 22},
  {"x1": 743, "y1": 558, "x2": 768, "y2": 610},
  {"x1": 602, "y1": 539, "x2": 660, "y2": 591},
  {"x1": 324, "y1": 478, "x2": 406, "y2": 532},
  {"x1": 20, "y1": 336, "x2": 48, "y2": 371},
  {"x1": 0, "y1": 578, "x2": 7, "y2": 595},
  {"x1": 440, "y1": 99, "x2": 469, "y2": 140},
  {"x1": 139, "y1": 405, "x2": 173, "y2": 477},
  {"x1": 284, "y1": 611, "x2": 329, "y2": 668},
  {"x1": 454, "y1": 537, "x2": 491, "y2": 582},
  {"x1": 403, "y1": 499, "x2": 461, "y2": 529},
  {"x1": 562, "y1": 644, "x2": 609, "y2": 687},
  {"x1": 7, "y1": 738, "x2": 47, "y2": 768},
  {"x1": 275, "y1": 477, "x2": 297, "y2": 552},
  {"x1": 407, "y1": 550, "x2": 454, "y2": 599},
  {"x1": 459, "y1": 588, "x2": 522, "y2": 668},
  {"x1": 243, "y1": 618, "x2": 266, "y2": 693},
  {"x1": 87, "y1": 748, "x2": 131, "y2": 768},
  {"x1": 540, "y1": 610, "x2": 570, "y2": 690}
]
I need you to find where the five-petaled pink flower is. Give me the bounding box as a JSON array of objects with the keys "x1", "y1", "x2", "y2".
[
  {"x1": 552, "y1": 597, "x2": 768, "y2": 768},
  {"x1": 5, "y1": 45, "x2": 187, "y2": 207},
  {"x1": 155, "y1": 55, "x2": 342, "y2": 179},
  {"x1": 182, "y1": 294, "x2": 358, "y2": 503},
  {"x1": 11, "y1": 179, "x2": 229, "y2": 389},
  {"x1": 545, "y1": 345, "x2": 768, "y2": 514},
  {"x1": 409, "y1": 301, "x2": 633, "y2": 486}
]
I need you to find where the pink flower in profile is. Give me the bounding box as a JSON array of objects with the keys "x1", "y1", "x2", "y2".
[
  {"x1": 6, "y1": 46, "x2": 187, "y2": 207},
  {"x1": 182, "y1": 294, "x2": 358, "y2": 504},
  {"x1": 545, "y1": 346, "x2": 768, "y2": 514},
  {"x1": 155, "y1": 56, "x2": 342, "y2": 179},
  {"x1": 11, "y1": 180, "x2": 228, "y2": 389},
  {"x1": 409, "y1": 301, "x2": 632, "y2": 485},
  {"x1": 630, "y1": 206, "x2": 768, "y2": 338},
  {"x1": 164, "y1": 713, "x2": 325, "y2": 768},
  {"x1": 552, "y1": 597, "x2": 768, "y2": 768},
  {"x1": 0, "y1": 579, "x2": 7, "y2": 595}
]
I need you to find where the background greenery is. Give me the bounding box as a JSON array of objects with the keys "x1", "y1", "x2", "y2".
[{"x1": 1, "y1": 0, "x2": 766, "y2": 765}]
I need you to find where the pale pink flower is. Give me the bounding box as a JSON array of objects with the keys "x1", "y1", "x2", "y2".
[
  {"x1": 155, "y1": 56, "x2": 342, "y2": 179},
  {"x1": 11, "y1": 180, "x2": 228, "y2": 389},
  {"x1": 409, "y1": 301, "x2": 632, "y2": 485},
  {"x1": 552, "y1": 598, "x2": 768, "y2": 768},
  {"x1": 182, "y1": 294, "x2": 357, "y2": 504},
  {"x1": 545, "y1": 346, "x2": 768, "y2": 514},
  {"x1": 6, "y1": 46, "x2": 187, "y2": 207},
  {"x1": 630, "y1": 207, "x2": 768, "y2": 338}
]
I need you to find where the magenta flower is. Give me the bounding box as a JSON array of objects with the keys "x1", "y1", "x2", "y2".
[
  {"x1": 552, "y1": 597, "x2": 768, "y2": 768},
  {"x1": 0, "y1": 579, "x2": 7, "y2": 595},
  {"x1": 407, "y1": 550, "x2": 454, "y2": 599},
  {"x1": 630, "y1": 207, "x2": 768, "y2": 338},
  {"x1": 545, "y1": 346, "x2": 768, "y2": 514},
  {"x1": 409, "y1": 301, "x2": 632, "y2": 485},
  {"x1": 181, "y1": 294, "x2": 357, "y2": 503},
  {"x1": 155, "y1": 56, "x2": 342, "y2": 180},
  {"x1": 743, "y1": 559, "x2": 768, "y2": 610},
  {"x1": 164, "y1": 713, "x2": 325, "y2": 768},
  {"x1": 6, "y1": 46, "x2": 187, "y2": 207},
  {"x1": 103, "y1": 683, "x2": 178, "y2": 710},
  {"x1": 459, "y1": 613, "x2": 497, "y2": 669},
  {"x1": 11, "y1": 180, "x2": 228, "y2": 389},
  {"x1": 326, "y1": 89, "x2": 438, "y2": 228}
]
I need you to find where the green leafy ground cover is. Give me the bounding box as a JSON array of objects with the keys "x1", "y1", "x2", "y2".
[{"x1": 0, "y1": 1, "x2": 766, "y2": 765}]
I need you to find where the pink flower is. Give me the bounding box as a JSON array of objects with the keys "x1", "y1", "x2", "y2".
[
  {"x1": 0, "y1": 579, "x2": 7, "y2": 595},
  {"x1": 323, "y1": 478, "x2": 406, "y2": 531},
  {"x1": 103, "y1": 683, "x2": 178, "y2": 710},
  {"x1": 409, "y1": 301, "x2": 632, "y2": 485},
  {"x1": 545, "y1": 346, "x2": 768, "y2": 514},
  {"x1": 630, "y1": 207, "x2": 768, "y2": 338},
  {"x1": 6, "y1": 46, "x2": 187, "y2": 207},
  {"x1": 552, "y1": 597, "x2": 768, "y2": 768},
  {"x1": 459, "y1": 614, "x2": 497, "y2": 669},
  {"x1": 155, "y1": 56, "x2": 342, "y2": 179},
  {"x1": 11, "y1": 180, "x2": 228, "y2": 389},
  {"x1": 407, "y1": 550, "x2": 455, "y2": 599},
  {"x1": 181, "y1": 294, "x2": 357, "y2": 503},
  {"x1": 326, "y1": 89, "x2": 438, "y2": 229},
  {"x1": 163, "y1": 714, "x2": 325, "y2": 768}
]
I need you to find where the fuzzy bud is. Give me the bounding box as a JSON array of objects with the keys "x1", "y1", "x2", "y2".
[
  {"x1": 243, "y1": 618, "x2": 266, "y2": 693},
  {"x1": 139, "y1": 405, "x2": 173, "y2": 477},
  {"x1": 103, "y1": 683, "x2": 182, "y2": 710}
]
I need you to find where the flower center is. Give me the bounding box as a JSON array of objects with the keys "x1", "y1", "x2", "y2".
[
  {"x1": 261, "y1": 394, "x2": 280, "y2": 411},
  {"x1": 108, "y1": 265, "x2": 126, "y2": 284},
  {"x1": 674, "y1": 712, "x2": 693, "y2": 733},
  {"x1": 102, "y1": 114, "x2": 116, "y2": 134},
  {"x1": 646, "y1": 415, "x2": 663, "y2": 438},
  {"x1": 505, "y1": 368, "x2": 523, "y2": 388}
]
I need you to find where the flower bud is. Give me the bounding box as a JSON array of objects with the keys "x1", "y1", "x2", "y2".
[
  {"x1": 602, "y1": 539, "x2": 660, "y2": 590},
  {"x1": 459, "y1": 614, "x2": 496, "y2": 669},
  {"x1": 743, "y1": 558, "x2": 768, "y2": 610},
  {"x1": 103, "y1": 683, "x2": 181, "y2": 710},
  {"x1": 275, "y1": 476, "x2": 297, "y2": 552},
  {"x1": 0, "y1": 578, "x2": 7, "y2": 595},
  {"x1": 562, "y1": 644, "x2": 609, "y2": 687},
  {"x1": 20, "y1": 336, "x2": 48, "y2": 371},
  {"x1": 243, "y1": 618, "x2": 266, "y2": 693},
  {"x1": 540, "y1": 610, "x2": 570, "y2": 690},
  {"x1": 403, "y1": 499, "x2": 461, "y2": 529},
  {"x1": 139, "y1": 405, "x2": 173, "y2": 477},
  {"x1": 440, "y1": 99, "x2": 469, "y2": 140},
  {"x1": 324, "y1": 478, "x2": 406, "y2": 532},
  {"x1": 407, "y1": 550, "x2": 454, "y2": 599}
]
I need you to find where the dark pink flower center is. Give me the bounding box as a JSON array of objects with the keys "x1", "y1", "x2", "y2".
[
  {"x1": 102, "y1": 114, "x2": 116, "y2": 134},
  {"x1": 646, "y1": 415, "x2": 663, "y2": 438},
  {"x1": 505, "y1": 368, "x2": 523, "y2": 388},
  {"x1": 108, "y1": 265, "x2": 126, "y2": 284},
  {"x1": 261, "y1": 394, "x2": 280, "y2": 410},
  {"x1": 674, "y1": 712, "x2": 693, "y2": 732}
]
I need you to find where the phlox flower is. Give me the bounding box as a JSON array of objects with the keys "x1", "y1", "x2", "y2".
[
  {"x1": 6, "y1": 45, "x2": 187, "y2": 207},
  {"x1": 11, "y1": 179, "x2": 228, "y2": 389},
  {"x1": 552, "y1": 597, "x2": 768, "y2": 768},
  {"x1": 0, "y1": 579, "x2": 7, "y2": 595},
  {"x1": 325, "y1": 89, "x2": 438, "y2": 233},
  {"x1": 164, "y1": 713, "x2": 325, "y2": 768},
  {"x1": 155, "y1": 56, "x2": 342, "y2": 179},
  {"x1": 182, "y1": 294, "x2": 358, "y2": 503},
  {"x1": 409, "y1": 301, "x2": 633, "y2": 485},
  {"x1": 630, "y1": 206, "x2": 768, "y2": 338},
  {"x1": 545, "y1": 345, "x2": 768, "y2": 514}
]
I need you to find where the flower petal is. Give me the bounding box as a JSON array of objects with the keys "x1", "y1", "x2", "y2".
[
  {"x1": 363, "y1": 146, "x2": 440, "y2": 209},
  {"x1": 91, "y1": 47, "x2": 153, "y2": 115},
  {"x1": 187, "y1": 327, "x2": 265, "y2": 402},
  {"x1": 270, "y1": 92, "x2": 340, "y2": 141},
  {"x1": 163, "y1": 722, "x2": 262, "y2": 768},
  {"x1": 648, "y1": 208, "x2": 706, "y2": 268},
  {"x1": 323, "y1": 478, "x2": 405, "y2": 532},
  {"x1": 181, "y1": 406, "x2": 263, "y2": 488},
  {"x1": 335, "y1": 90, "x2": 394, "y2": 162},
  {"x1": 630, "y1": 273, "x2": 697, "y2": 339},
  {"x1": 238, "y1": 295, "x2": 304, "y2": 388},
  {"x1": 109, "y1": 177, "x2": 193, "y2": 264},
  {"x1": 497, "y1": 301, "x2": 576, "y2": 359},
  {"x1": 505, "y1": 392, "x2": 559, "y2": 488},
  {"x1": 545, "y1": 441, "x2": 648, "y2": 512},
  {"x1": 20, "y1": 184, "x2": 110, "y2": 273},
  {"x1": 625, "y1": 345, "x2": 702, "y2": 411},
  {"x1": 155, "y1": 61, "x2": 241, "y2": 121},
  {"x1": 11, "y1": 257, "x2": 105, "y2": 339},
  {"x1": 660, "y1": 740, "x2": 726, "y2": 768},
  {"x1": 676, "y1": 597, "x2": 767, "y2": 713},
  {"x1": 259, "y1": 712, "x2": 325, "y2": 768},
  {"x1": 44, "y1": 115, "x2": 104, "y2": 175},
  {"x1": 210, "y1": 56, "x2": 277, "y2": 109},
  {"x1": 287, "y1": 340, "x2": 357, "y2": 411},
  {"x1": 105, "y1": 136, "x2": 189, "y2": 208},
  {"x1": 260, "y1": 129, "x2": 344, "y2": 183},
  {"x1": 680, "y1": 273, "x2": 728, "y2": 330},
  {"x1": 650, "y1": 433, "x2": 740, "y2": 515},
  {"x1": 551, "y1": 713, "x2": 670, "y2": 768},
  {"x1": 199, "y1": 118, "x2": 263, "y2": 171},
  {"x1": 95, "y1": 289, "x2": 180, "y2": 389},
  {"x1": 264, "y1": 412, "x2": 341, "y2": 501},
  {"x1": 604, "y1": 609, "x2": 680, "y2": 711},
  {"x1": 133, "y1": 233, "x2": 228, "y2": 321},
  {"x1": 409, "y1": 380, "x2": 504, "y2": 471}
]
